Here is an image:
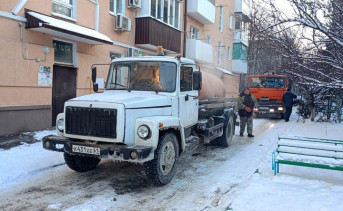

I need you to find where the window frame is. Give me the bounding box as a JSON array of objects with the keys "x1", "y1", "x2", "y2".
[
  {"x1": 229, "y1": 14, "x2": 233, "y2": 29},
  {"x1": 227, "y1": 47, "x2": 231, "y2": 60},
  {"x1": 52, "y1": 0, "x2": 76, "y2": 20},
  {"x1": 150, "y1": 0, "x2": 181, "y2": 29},
  {"x1": 217, "y1": 42, "x2": 222, "y2": 65},
  {"x1": 190, "y1": 26, "x2": 200, "y2": 40},
  {"x1": 219, "y1": 6, "x2": 223, "y2": 32},
  {"x1": 109, "y1": 0, "x2": 125, "y2": 16}
]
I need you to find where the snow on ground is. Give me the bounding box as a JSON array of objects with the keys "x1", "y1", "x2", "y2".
[
  {"x1": 0, "y1": 112, "x2": 343, "y2": 210},
  {"x1": 0, "y1": 130, "x2": 64, "y2": 190}
]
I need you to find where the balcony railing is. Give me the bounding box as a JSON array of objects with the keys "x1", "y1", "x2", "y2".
[
  {"x1": 234, "y1": 30, "x2": 249, "y2": 46},
  {"x1": 187, "y1": 0, "x2": 215, "y2": 25},
  {"x1": 185, "y1": 39, "x2": 213, "y2": 64},
  {"x1": 234, "y1": 0, "x2": 250, "y2": 20},
  {"x1": 232, "y1": 59, "x2": 247, "y2": 74}
]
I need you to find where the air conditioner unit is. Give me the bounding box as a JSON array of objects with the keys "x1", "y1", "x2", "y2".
[
  {"x1": 128, "y1": 48, "x2": 142, "y2": 57},
  {"x1": 115, "y1": 13, "x2": 131, "y2": 31},
  {"x1": 128, "y1": 0, "x2": 141, "y2": 8}
]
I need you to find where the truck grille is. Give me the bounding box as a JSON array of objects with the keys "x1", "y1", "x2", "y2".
[{"x1": 65, "y1": 107, "x2": 117, "y2": 138}]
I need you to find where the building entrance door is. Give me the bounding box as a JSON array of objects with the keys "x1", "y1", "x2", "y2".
[{"x1": 52, "y1": 65, "x2": 76, "y2": 125}]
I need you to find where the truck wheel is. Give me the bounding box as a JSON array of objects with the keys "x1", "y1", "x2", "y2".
[
  {"x1": 64, "y1": 152, "x2": 101, "y2": 172},
  {"x1": 214, "y1": 116, "x2": 234, "y2": 147},
  {"x1": 144, "y1": 132, "x2": 179, "y2": 186}
]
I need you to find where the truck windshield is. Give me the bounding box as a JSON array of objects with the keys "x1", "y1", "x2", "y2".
[
  {"x1": 106, "y1": 61, "x2": 177, "y2": 92},
  {"x1": 248, "y1": 77, "x2": 285, "y2": 88}
]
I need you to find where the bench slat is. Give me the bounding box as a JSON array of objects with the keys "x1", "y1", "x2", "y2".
[
  {"x1": 278, "y1": 140, "x2": 343, "y2": 152},
  {"x1": 279, "y1": 136, "x2": 343, "y2": 145},
  {"x1": 277, "y1": 146, "x2": 343, "y2": 159},
  {"x1": 276, "y1": 152, "x2": 343, "y2": 166}
]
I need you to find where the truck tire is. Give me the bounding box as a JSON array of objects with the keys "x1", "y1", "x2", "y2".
[
  {"x1": 144, "y1": 132, "x2": 179, "y2": 186},
  {"x1": 64, "y1": 152, "x2": 101, "y2": 172},
  {"x1": 213, "y1": 116, "x2": 234, "y2": 147}
]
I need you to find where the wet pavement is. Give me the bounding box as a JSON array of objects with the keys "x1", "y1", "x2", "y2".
[{"x1": 0, "y1": 127, "x2": 54, "y2": 150}]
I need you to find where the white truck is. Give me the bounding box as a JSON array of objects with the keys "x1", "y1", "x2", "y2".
[{"x1": 43, "y1": 55, "x2": 237, "y2": 186}]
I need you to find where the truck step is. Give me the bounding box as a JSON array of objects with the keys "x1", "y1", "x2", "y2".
[{"x1": 185, "y1": 136, "x2": 200, "y2": 152}]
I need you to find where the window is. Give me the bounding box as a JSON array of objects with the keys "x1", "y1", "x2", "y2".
[
  {"x1": 229, "y1": 14, "x2": 233, "y2": 29},
  {"x1": 150, "y1": 0, "x2": 181, "y2": 29},
  {"x1": 219, "y1": 6, "x2": 223, "y2": 32},
  {"x1": 190, "y1": 26, "x2": 200, "y2": 40},
  {"x1": 53, "y1": 40, "x2": 73, "y2": 64},
  {"x1": 207, "y1": 35, "x2": 212, "y2": 45},
  {"x1": 52, "y1": 0, "x2": 75, "y2": 19},
  {"x1": 110, "y1": 52, "x2": 122, "y2": 60},
  {"x1": 241, "y1": 44, "x2": 247, "y2": 60},
  {"x1": 235, "y1": 16, "x2": 241, "y2": 30},
  {"x1": 217, "y1": 42, "x2": 222, "y2": 65},
  {"x1": 233, "y1": 43, "x2": 248, "y2": 60},
  {"x1": 180, "y1": 66, "x2": 193, "y2": 92},
  {"x1": 227, "y1": 47, "x2": 231, "y2": 60},
  {"x1": 107, "y1": 61, "x2": 177, "y2": 92},
  {"x1": 248, "y1": 77, "x2": 285, "y2": 88},
  {"x1": 110, "y1": 0, "x2": 124, "y2": 15}
]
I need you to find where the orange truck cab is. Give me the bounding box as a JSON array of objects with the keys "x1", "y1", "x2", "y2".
[{"x1": 247, "y1": 74, "x2": 287, "y2": 118}]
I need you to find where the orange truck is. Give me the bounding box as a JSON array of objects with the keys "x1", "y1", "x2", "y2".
[{"x1": 246, "y1": 74, "x2": 288, "y2": 118}]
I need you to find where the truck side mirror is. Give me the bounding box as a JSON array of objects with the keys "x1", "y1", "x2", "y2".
[
  {"x1": 193, "y1": 71, "x2": 202, "y2": 90},
  {"x1": 92, "y1": 67, "x2": 97, "y2": 83},
  {"x1": 92, "y1": 67, "x2": 98, "y2": 92},
  {"x1": 93, "y1": 83, "x2": 98, "y2": 92}
]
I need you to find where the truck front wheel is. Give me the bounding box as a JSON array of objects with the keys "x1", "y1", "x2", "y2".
[
  {"x1": 213, "y1": 116, "x2": 234, "y2": 147},
  {"x1": 64, "y1": 152, "x2": 101, "y2": 172},
  {"x1": 144, "y1": 132, "x2": 179, "y2": 186}
]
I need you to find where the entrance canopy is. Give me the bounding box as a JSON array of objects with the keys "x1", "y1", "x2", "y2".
[{"x1": 25, "y1": 10, "x2": 113, "y2": 45}]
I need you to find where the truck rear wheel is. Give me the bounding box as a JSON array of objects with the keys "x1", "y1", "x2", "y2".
[
  {"x1": 144, "y1": 132, "x2": 179, "y2": 186},
  {"x1": 213, "y1": 116, "x2": 234, "y2": 147},
  {"x1": 64, "y1": 152, "x2": 101, "y2": 172}
]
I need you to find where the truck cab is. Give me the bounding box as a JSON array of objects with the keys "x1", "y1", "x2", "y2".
[{"x1": 247, "y1": 74, "x2": 288, "y2": 118}]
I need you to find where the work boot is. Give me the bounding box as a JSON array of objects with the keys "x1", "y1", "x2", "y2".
[
  {"x1": 248, "y1": 134, "x2": 254, "y2": 138},
  {"x1": 240, "y1": 133, "x2": 243, "y2": 137}
]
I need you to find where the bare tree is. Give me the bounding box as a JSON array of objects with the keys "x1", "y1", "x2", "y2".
[{"x1": 248, "y1": 0, "x2": 343, "y2": 121}]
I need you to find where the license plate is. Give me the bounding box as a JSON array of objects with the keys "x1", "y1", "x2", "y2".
[
  {"x1": 72, "y1": 145, "x2": 100, "y2": 156},
  {"x1": 259, "y1": 107, "x2": 269, "y2": 110}
]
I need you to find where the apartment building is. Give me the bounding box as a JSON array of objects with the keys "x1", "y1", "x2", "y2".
[
  {"x1": 0, "y1": 0, "x2": 249, "y2": 135},
  {"x1": 184, "y1": 0, "x2": 248, "y2": 97}
]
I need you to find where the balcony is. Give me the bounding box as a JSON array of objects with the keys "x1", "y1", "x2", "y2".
[
  {"x1": 185, "y1": 39, "x2": 213, "y2": 64},
  {"x1": 187, "y1": 0, "x2": 215, "y2": 25},
  {"x1": 234, "y1": 0, "x2": 250, "y2": 21},
  {"x1": 234, "y1": 30, "x2": 248, "y2": 46},
  {"x1": 135, "y1": 17, "x2": 181, "y2": 53},
  {"x1": 232, "y1": 60, "x2": 247, "y2": 74}
]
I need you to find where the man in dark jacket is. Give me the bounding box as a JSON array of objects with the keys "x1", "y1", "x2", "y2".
[
  {"x1": 237, "y1": 88, "x2": 257, "y2": 137},
  {"x1": 282, "y1": 88, "x2": 297, "y2": 122}
]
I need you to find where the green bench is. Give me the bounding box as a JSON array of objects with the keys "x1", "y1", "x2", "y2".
[{"x1": 272, "y1": 136, "x2": 343, "y2": 175}]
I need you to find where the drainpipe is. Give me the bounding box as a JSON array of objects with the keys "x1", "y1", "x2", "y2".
[
  {"x1": 95, "y1": 1, "x2": 99, "y2": 31},
  {"x1": 183, "y1": 0, "x2": 187, "y2": 57}
]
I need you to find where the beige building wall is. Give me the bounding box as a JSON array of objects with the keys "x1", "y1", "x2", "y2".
[{"x1": 0, "y1": 0, "x2": 145, "y2": 135}]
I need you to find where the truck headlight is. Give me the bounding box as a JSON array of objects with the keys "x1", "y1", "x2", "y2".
[
  {"x1": 56, "y1": 119, "x2": 64, "y2": 132},
  {"x1": 269, "y1": 108, "x2": 275, "y2": 113},
  {"x1": 137, "y1": 125, "x2": 151, "y2": 139},
  {"x1": 278, "y1": 107, "x2": 284, "y2": 111}
]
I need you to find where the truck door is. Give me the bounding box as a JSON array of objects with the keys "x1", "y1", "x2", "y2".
[{"x1": 179, "y1": 66, "x2": 198, "y2": 127}]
